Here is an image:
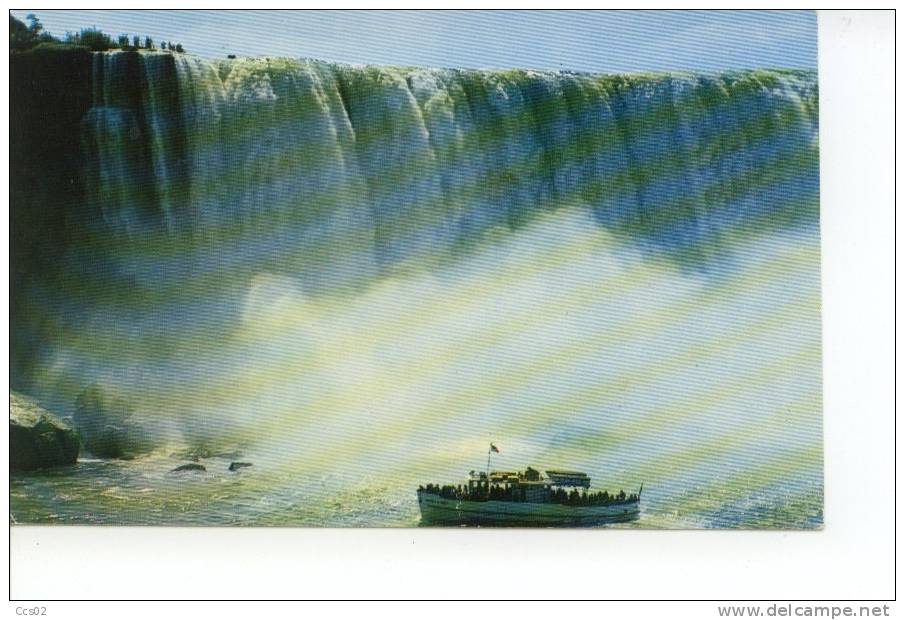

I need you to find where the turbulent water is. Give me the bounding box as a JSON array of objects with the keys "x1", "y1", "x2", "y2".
[{"x1": 10, "y1": 51, "x2": 821, "y2": 527}]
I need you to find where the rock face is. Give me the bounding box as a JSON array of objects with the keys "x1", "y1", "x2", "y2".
[
  {"x1": 10, "y1": 47, "x2": 92, "y2": 385},
  {"x1": 10, "y1": 392, "x2": 80, "y2": 472},
  {"x1": 73, "y1": 386, "x2": 153, "y2": 459}
]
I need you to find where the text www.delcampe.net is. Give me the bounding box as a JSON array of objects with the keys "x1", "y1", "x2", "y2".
[{"x1": 717, "y1": 604, "x2": 891, "y2": 618}]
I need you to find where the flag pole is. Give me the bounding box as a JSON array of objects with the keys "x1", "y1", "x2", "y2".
[
  {"x1": 486, "y1": 445, "x2": 492, "y2": 494},
  {"x1": 486, "y1": 443, "x2": 499, "y2": 496}
]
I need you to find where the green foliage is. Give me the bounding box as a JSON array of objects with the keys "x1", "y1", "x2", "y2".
[
  {"x1": 9, "y1": 14, "x2": 56, "y2": 51},
  {"x1": 11, "y1": 14, "x2": 187, "y2": 55},
  {"x1": 9, "y1": 14, "x2": 32, "y2": 50},
  {"x1": 28, "y1": 41, "x2": 88, "y2": 53},
  {"x1": 159, "y1": 40, "x2": 187, "y2": 53},
  {"x1": 26, "y1": 13, "x2": 42, "y2": 36},
  {"x1": 78, "y1": 27, "x2": 114, "y2": 51}
]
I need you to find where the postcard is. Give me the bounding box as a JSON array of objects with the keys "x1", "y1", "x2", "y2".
[{"x1": 10, "y1": 9, "x2": 821, "y2": 529}]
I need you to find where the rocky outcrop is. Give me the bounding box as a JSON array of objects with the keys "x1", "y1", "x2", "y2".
[
  {"x1": 72, "y1": 386, "x2": 153, "y2": 458},
  {"x1": 10, "y1": 392, "x2": 80, "y2": 472}
]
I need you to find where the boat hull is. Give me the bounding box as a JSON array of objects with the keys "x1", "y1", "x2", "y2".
[{"x1": 417, "y1": 490, "x2": 640, "y2": 526}]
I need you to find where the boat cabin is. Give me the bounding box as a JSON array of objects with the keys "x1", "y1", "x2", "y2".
[
  {"x1": 545, "y1": 470, "x2": 591, "y2": 489},
  {"x1": 466, "y1": 468, "x2": 592, "y2": 495}
]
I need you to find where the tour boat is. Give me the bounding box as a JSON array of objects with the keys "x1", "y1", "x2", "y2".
[{"x1": 417, "y1": 450, "x2": 641, "y2": 527}]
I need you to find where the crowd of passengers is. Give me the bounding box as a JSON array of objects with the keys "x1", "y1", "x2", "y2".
[{"x1": 418, "y1": 483, "x2": 638, "y2": 505}]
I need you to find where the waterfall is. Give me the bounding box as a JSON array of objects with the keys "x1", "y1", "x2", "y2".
[
  {"x1": 14, "y1": 51, "x2": 820, "y2": 462},
  {"x1": 79, "y1": 52, "x2": 818, "y2": 292},
  {"x1": 10, "y1": 49, "x2": 822, "y2": 526}
]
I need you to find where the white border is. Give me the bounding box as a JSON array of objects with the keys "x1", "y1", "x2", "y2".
[{"x1": 5, "y1": 8, "x2": 897, "y2": 604}]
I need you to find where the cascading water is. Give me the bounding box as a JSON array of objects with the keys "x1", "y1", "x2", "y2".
[
  {"x1": 10, "y1": 51, "x2": 821, "y2": 527},
  {"x1": 81, "y1": 53, "x2": 817, "y2": 269}
]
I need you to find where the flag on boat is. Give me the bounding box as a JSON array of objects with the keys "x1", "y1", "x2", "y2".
[{"x1": 489, "y1": 443, "x2": 500, "y2": 453}]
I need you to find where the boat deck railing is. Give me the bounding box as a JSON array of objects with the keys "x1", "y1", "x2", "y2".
[{"x1": 418, "y1": 483, "x2": 639, "y2": 506}]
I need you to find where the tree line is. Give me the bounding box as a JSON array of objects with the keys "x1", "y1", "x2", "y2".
[{"x1": 10, "y1": 13, "x2": 185, "y2": 54}]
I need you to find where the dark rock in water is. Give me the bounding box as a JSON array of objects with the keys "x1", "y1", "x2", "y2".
[
  {"x1": 172, "y1": 463, "x2": 206, "y2": 473},
  {"x1": 10, "y1": 392, "x2": 80, "y2": 472},
  {"x1": 228, "y1": 462, "x2": 252, "y2": 472}
]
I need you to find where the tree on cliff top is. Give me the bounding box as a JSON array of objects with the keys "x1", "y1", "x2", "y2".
[
  {"x1": 9, "y1": 14, "x2": 56, "y2": 51},
  {"x1": 9, "y1": 15, "x2": 32, "y2": 50},
  {"x1": 11, "y1": 14, "x2": 187, "y2": 55},
  {"x1": 76, "y1": 27, "x2": 114, "y2": 51},
  {"x1": 25, "y1": 13, "x2": 42, "y2": 36}
]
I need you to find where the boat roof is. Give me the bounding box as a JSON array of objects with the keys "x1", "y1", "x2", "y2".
[{"x1": 467, "y1": 469, "x2": 592, "y2": 487}]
